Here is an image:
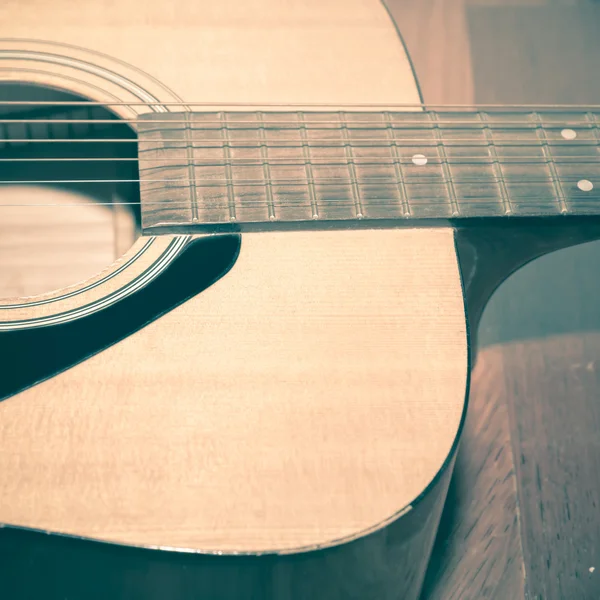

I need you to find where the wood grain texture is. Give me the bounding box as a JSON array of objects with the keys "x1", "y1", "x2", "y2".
[
  {"x1": 0, "y1": 228, "x2": 467, "y2": 552},
  {"x1": 505, "y1": 334, "x2": 600, "y2": 600},
  {"x1": 425, "y1": 336, "x2": 600, "y2": 600},
  {"x1": 0, "y1": 0, "x2": 468, "y2": 563},
  {"x1": 422, "y1": 350, "x2": 524, "y2": 600},
  {"x1": 0, "y1": 0, "x2": 421, "y2": 299},
  {"x1": 0, "y1": 188, "x2": 126, "y2": 298},
  {"x1": 0, "y1": 233, "x2": 457, "y2": 600}
]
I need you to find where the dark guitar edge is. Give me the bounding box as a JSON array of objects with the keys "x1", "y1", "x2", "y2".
[
  {"x1": 454, "y1": 216, "x2": 600, "y2": 357},
  {"x1": 0, "y1": 450, "x2": 461, "y2": 600}
]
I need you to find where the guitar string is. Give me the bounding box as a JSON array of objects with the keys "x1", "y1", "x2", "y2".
[
  {"x1": 0, "y1": 108, "x2": 597, "y2": 207},
  {"x1": 0, "y1": 118, "x2": 599, "y2": 126},
  {"x1": 0, "y1": 137, "x2": 598, "y2": 144},
  {"x1": 1, "y1": 157, "x2": 599, "y2": 164},
  {"x1": 0, "y1": 175, "x2": 597, "y2": 185},
  {"x1": 0, "y1": 101, "x2": 600, "y2": 107},
  {"x1": 2, "y1": 199, "x2": 598, "y2": 209},
  {"x1": 0, "y1": 165, "x2": 598, "y2": 205},
  {"x1": 2, "y1": 183, "x2": 599, "y2": 209},
  {"x1": 1, "y1": 156, "x2": 599, "y2": 162}
]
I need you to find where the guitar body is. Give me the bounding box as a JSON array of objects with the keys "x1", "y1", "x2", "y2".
[{"x1": 0, "y1": 1, "x2": 470, "y2": 598}]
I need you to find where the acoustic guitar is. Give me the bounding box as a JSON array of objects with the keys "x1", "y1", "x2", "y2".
[{"x1": 0, "y1": 1, "x2": 598, "y2": 598}]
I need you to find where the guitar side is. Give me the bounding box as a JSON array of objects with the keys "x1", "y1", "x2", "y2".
[{"x1": 0, "y1": 1, "x2": 469, "y2": 598}]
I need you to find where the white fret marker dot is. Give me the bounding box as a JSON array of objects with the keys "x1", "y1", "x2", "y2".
[
  {"x1": 577, "y1": 179, "x2": 594, "y2": 192},
  {"x1": 561, "y1": 128, "x2": 577, "y2": 140},
  {"x1": 412, "y1": 153, "x2": 428, "y2": 166}
]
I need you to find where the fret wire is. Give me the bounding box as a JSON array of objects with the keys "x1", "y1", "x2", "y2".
[
  {"x1": 430, "y1": 110, "x2": 460, "y2": 217},
  {"x1": 586, "y1": 111, "x2": 600, "y2": 144},
  {"x1": 384, "y1": 111, "x2": 410, "y2": 216},
  {"x1": 479, "y1": 111, "x2": 512, "y2": 215},
  {"x1": 220, "y1": 112, "x2": 237, "y2": 221},
  {"x1": 183, "y1": 112, "x2": 199, "y2": 222},
  {"x1": 532, "y1": 112, "x2": 568, "y2": 214},
  {"x1": 339, "y1": 111, "x2": 364, "y2": 219},
  {"x1": 257, "y1": 112, "x2": 276, "y2": 221},
  {"x1": 298, "y1": 111, "x2": 319, "y2": 219}
]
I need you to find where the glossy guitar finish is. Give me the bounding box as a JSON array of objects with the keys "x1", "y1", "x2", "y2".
[{"x1": 0, "y1": 1, "x2": 469, "y2": 598}]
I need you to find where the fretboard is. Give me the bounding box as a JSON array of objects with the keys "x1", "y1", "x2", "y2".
[{"x1": 137, "y1": 109, "x2": 600, "y2": 232}]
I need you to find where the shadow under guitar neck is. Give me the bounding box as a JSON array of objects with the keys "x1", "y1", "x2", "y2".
[{"x1": 455, "y1": 216, "x2": 600, "y2": 357}]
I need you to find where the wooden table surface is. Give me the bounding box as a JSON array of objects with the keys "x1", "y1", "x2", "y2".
[{"x1": 385, "y1": 1, "x2": 600, "y2": 598}]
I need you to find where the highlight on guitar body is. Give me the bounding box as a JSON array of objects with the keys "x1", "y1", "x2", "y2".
[{"x1": 0, "y1": 2, "x2": 598, "y2": 599}]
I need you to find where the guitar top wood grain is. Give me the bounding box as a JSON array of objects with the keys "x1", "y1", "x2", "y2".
[{"x1": 0, "y1": 0, "x2": 468, "y2": 556}]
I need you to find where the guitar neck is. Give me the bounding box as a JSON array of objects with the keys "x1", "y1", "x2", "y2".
[{"x1": 138, "y1": 108, "x2": 600, "y2": 233}]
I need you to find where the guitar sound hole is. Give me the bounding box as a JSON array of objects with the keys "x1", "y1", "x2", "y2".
[{"x1": 0, "y1": 83, "x2": 141, "y2": 298}]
